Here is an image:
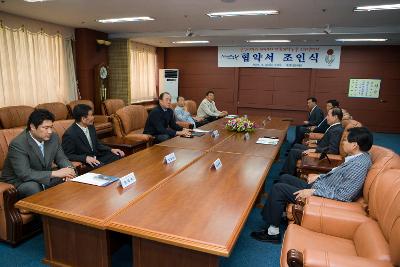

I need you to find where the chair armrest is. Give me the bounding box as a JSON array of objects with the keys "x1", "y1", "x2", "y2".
[
  {"x1": 299, "y1": 249, "x2": 392, "y2": 267},
  {"x1": 0, "y1": 182, "x2": 24, "y2": 241},
  {"x1": 94, "y1": 115, "x2": 110, "y2": 123},
  {"x1": 308, "y1": 133, "x2": 324, "y2": 140},
  {"x1": 299, "y1": 154, "x2": 343, "y2": 173},
  {"x1": 176, "y1": 121, "x2": 192, "y2": 129},
  {"x1": 301, "y1": 204, "x2": 370, "y2": 239}
]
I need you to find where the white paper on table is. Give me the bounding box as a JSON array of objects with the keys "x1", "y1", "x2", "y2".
[
  {"x1": 71, "y1": 172, "x2": 117, "y2": 186},
  {"x1": 225, "y1": 115, "x2": 238, "y2": 119},
  {"x1": 256, "y1": 137, "x2": 279, "y2": 145},
  {"x1": 192, "y1": 128, "x2": 211, "y2": 133}
]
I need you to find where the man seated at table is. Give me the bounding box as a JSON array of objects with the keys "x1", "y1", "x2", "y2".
[
  {"x1": 308, "y1": 99, "x2": 340, "y2": 134},
  {"x1": 282, "y1": 108, "x2": 344, "y2": 176},
  {"x1": 293, "y1": 97, "x2": 325, "y2": 144},
  {"x1": 174, "y1": 96, "x2": 206, "y2": 128},
  {"x1": 0, "y1": 109, "x2": 76, "y2": 199},
  {"x1": 197, "y1": 90, "x2": 228, "y2": 123},
  {"x1": 144, "y1": 92, "x2": 191, "y2": 143},
  {"x1": 62, "y1": 104, "x2": 125, "y2": 169},
  {"x1": 251, "y1": 127, "x2": 373, "y2": 243}
]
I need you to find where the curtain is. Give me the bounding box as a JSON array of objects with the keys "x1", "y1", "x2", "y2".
[
  {"x1": 0, "y1": 25, "x2": 77, "y2": 107},
  {"x1": 129, "y1": 41, "x2": 157, "y2": 102}
]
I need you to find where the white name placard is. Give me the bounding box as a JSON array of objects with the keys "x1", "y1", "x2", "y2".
[
  {"x1": 120, "y1": 172, "x2": 136, "y2": 188},
  {"x1": 211, "y1": 130, "x2": 220, "y2": 138},
  {"x1": 164, "y1": 152, "x2": 177, "y2": 164},
  {"x1": 212, "y1": 158, "x2": 223, "y2": 170},
  {"x1": 218, "y1": 46, "x2": 341, "y2": 69}
]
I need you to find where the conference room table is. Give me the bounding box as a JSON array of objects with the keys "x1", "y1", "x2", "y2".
[{"x1": 15, "y1": 115, "x2": 290, "y2": 267}]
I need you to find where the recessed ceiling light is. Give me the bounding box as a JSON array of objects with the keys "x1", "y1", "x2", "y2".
[
  {"x1": 335, "y1": 38, "x2": 388, "y2": 42},
  {"x1": 207, "y1": 10, "x2": 279, "y2": 18},
  {"x1": 24, "y1": 0, "x2": 51, "y2": 2},
  {"x1": 172, "y1": 41, "x2": 210, "y2": 44},
  {"x1": 97, "y1": 17, "x2": 154, "y2": 23},
  {"x1": 246, "y1": 40, "x2": 291, "y2": 43},
  {"x1": 354, "y1": 4, "x2": 400, "y2": 11}
]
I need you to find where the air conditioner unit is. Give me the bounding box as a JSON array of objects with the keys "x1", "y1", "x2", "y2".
[{"x1": 159, "y1": 69, "x2": 179, "y2": 103}]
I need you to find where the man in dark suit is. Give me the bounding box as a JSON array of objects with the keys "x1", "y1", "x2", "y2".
[
  {"x1": 143, "y1": 92, "x2": 191, "y2": 143},
  {"x1": 0, "y1": 109, "x2": 76, "y2": 199},
  {"x1": 308, "y1": 99, "x2": 340, "y2": 134},
  {"x1": 281, "y1": 108, "x2": 344, "y2": 175},
  {"x1": 62, "y1": 104, "x2": 125, "y2": 169},
  {"x1": 293, "y1": 97, "x2": 325, "y2": 144}
]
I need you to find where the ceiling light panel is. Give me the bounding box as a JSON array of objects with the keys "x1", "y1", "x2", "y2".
[
  {"x1": 354, "y1": 4, "x2": 400, "y2": 11},
  {"x1": 207, "y1": 10, "x2": 279, "y2": 17},
  {"x1": 335, "y1": 38, "x2": 388, "y2": 42},
  {"x1": 172, "y1": 41, "x2": 210, "y2": 44},
  {"x1": 246, "y1": 40, "x2": 291, "y2": 43},
  {"x1": 97, "y1": 17, "x2": 154, "y2": 23}
]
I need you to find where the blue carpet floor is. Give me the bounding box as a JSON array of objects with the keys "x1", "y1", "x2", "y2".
[{"x1": 1, "y1": 127, "x2": 399, "y2": 267}]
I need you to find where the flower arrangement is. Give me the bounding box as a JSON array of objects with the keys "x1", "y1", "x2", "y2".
[{"x1": 225, "y1": 117, "x2": 256, "y2": 132}]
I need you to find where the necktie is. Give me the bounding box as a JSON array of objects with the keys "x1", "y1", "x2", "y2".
[
  {"x1": 84, "y1": 128, "x2": 93, "y2": 150},
  {"x1": 38, "y1": 143, "x2": 44, "y2": 158}
]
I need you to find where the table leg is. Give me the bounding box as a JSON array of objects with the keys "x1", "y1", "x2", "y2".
[
  {"x1": 41, "y1": 216, "x2": 112, "y2": 267},
  {"x1": 133, "y1": 237, "x2": 219, "y2": 267}
]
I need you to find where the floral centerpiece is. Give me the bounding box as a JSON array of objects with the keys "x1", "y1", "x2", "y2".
[{"x1": 225, "y1": 117, "x2": 256, "y2": 132}]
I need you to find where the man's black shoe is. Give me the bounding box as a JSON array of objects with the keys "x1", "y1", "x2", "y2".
[{"x1": 250, "y1": 230, "x2": 281, "y2": 243}]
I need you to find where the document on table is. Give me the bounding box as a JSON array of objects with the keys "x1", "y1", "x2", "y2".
[
  {"x1": 71, "y1": 172, "x2": 119, "y2": 186},
  {"x1": 256, "y1": 137, "x2": 279, "y2": 145},
  {"x1": 192, "y1": 128, "x2": 211, "y2": 133},
  {"x1": 225, "y1": 115, "x2": 238, "y2": 119}
]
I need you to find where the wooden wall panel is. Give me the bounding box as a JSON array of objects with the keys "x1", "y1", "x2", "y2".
[{"x1": 164, "y1": 46, "x2": 400, "y2": 132}]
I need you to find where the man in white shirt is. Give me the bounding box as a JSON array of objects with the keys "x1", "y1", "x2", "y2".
[
  {"x1": 174, "y1": 96, "x2": 206, "y2": 128},
  {"x1": 197, "y1": 90, "x2": 228, "y2": 122}
]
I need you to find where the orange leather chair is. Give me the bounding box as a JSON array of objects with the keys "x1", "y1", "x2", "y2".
[
  {"x1": 0, "y1": 106, "x2": 35, "y2": 129},
  {"x1": 112, "y1": 105, "x2": 153, "y2": 143},
  {"x1": 67, "y1": 100, "x2": 112, "y2": 135},
  {"x1": 282, "y1": 168, "x2": 400, "y2": 267},
  {"x1": 0, "y1": 128, "x2": 41, "y2": 245},
  {"x1": 36, "y1": 102, "x2": 70, "y2": 121},
  {"x1": 185, "y1": 100, "x2": 197, "y2": 116},
  {"x1": 101, "y1": 99, "x2": 125, "y2": 116}
]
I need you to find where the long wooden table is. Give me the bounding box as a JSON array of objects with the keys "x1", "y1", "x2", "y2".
[
  {"x1": 16, "y1": 146, "x2": 204, "y2": 267},
  {"x1": 16, "y1": 116, "x2": 290, "y2": 267}
]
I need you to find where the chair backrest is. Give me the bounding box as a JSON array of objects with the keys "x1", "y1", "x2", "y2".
[
  {"x1": 36, "y1": 102, "x2": 69, "y2": 121},
  {"x1": 367, "y1": 169, "x2": 400, "y2": 265},
  {"x1": 52, "y1": 120, "x2": 74, "y2": 142},
  {"x1": 171, "y1": 103, "x2": 177, "y2": 110},
  {"x1": 114, "y1": 105, "x2": 148, "y2": 136},
  {"x1": 67, "y1": 100, "x2": 95, "y2": 115},
  {"x1": 185, "y1": 100, "x2": 197, "y2": 116},
  {"x1": 339, "y1": 120, "x2": 362, "y2": 157},
  {"x1": 363, "y1": 146, "x2": 400, "y2": 203},
  {"x1": 0, "y1": 106, "x2": 34, "y2": 129},
  {"x1": 102, "y1": 99, "x2": 125, "y2": 116},
  {"x1": 0, "y1": 128, "x2": 24, "y2": 170}
]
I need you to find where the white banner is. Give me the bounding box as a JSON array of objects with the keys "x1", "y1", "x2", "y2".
[{"x1": 218, "y1": 46, "x2": 341, "y2": 69}]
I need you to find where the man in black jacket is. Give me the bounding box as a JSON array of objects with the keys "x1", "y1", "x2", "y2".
[
  {"x1": 308, "y1": 99, "x2": 340, "y2": 134},
  {"x1": 293, "y1": 97, "x2": 325, "y2": 144},
  {"x1": 143, "y1": 92, "x2": 191, "y2": 143},
  {"x1": 62, "y1": 104, "x2": 125, "y2": 169},
  {"x1": 282, "y1": 107, "x2": 344, "y2": 175}
]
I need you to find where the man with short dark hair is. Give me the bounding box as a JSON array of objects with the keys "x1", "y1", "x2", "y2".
[
  {"x1": 144, "y1": 92, "x2": 191, "y2": 143},
  {"x1": 251, "y1": 127, "x2": 373, "y2": 243},
  {"x1": 197, "y1": 90, "x2": 228, "y2": 122},
  {"x1": 62, "y1": 104, "x2": 125, "y2": 169},
  {"x1": 293, "y1": 97, "x2": 325, "y2": 144},
  {"x1": 308, "y1": 99, "x2": 340, "y2": 134},
  {"x1": 0, "y1": 109, "x2": 76, "y2": 199},
  {"x1": 282, "y1": 108, "x2": 344, "y2": 175}
]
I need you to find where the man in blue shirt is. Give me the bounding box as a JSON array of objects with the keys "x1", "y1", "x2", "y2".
[
  {"x1": 174, "y1": 96, "x2": 205, "y2": 128},
  {"x1": 251, "y1": 127, "x2": 373, "y2": 243}
]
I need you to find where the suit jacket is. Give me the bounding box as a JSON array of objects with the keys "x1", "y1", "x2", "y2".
[
  {"x1": 315, "y1": 123, "x2": 344, "y2": 154},
  {"x1": 312, "y1": 152, "x2": 372, "y2": 202},
  {"x1": 1, "y1": 130, "x2": 72, "y2": 187},
  {"x1": 313, "y1": 118, "x2": 329, "y2": 133},
  {"x1": 308, "y1": 106, "x2": 324, "y2": 126},
  {"x1": 143, "y1": 104, "x2": 183, "y2": 137},
  {"x1": 62, "y1": 123, "x2": 111, "y2": 163}
]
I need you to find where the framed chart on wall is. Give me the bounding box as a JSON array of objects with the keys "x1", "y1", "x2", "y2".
[{"x1": 348, "y1": 79, "x2": 381, "y2": 98}]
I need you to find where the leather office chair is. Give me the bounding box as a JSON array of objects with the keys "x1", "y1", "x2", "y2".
[
  {"x1": 185, "y1": 100, "x2": 197, "y2": 116},
  {"x1": 36, "y1": 102, "x2": 70, "y2": 121},
  {"x1": 282, "y1": 168, "x2": 400, "y2": 267},
  {"x1": 67, "y1": 100, "x2": 112, "y2": 136},
  {"x1": 0, "y1": 106, "x2": 35, "y2": 130},
  {"x1": 0, "y1": 128, "x2": 41, "y2": 245},
  {"x1": 112, "y1": 105, "x2": 153, "y2": 143},
  {"x1": 101, "y1": 99, "x2": 125, "y2": 116}
]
